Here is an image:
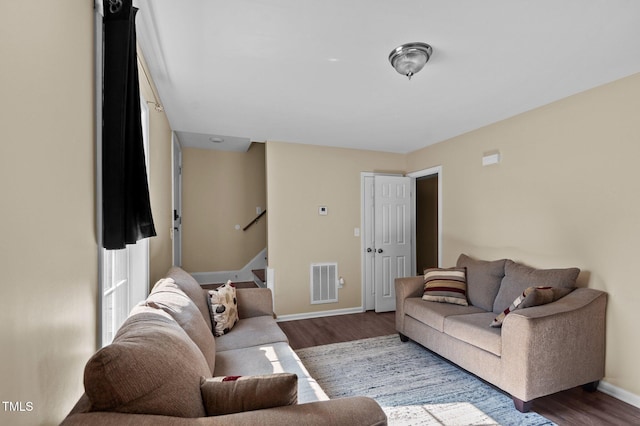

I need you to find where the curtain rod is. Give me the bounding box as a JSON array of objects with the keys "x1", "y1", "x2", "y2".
[{"x1": 137, "y1": 54, "x2": 164, "y2": 112}]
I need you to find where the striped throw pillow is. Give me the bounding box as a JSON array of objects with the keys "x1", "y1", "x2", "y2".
[{"x1": 422, "y1": 267, "x2": 468, "y2": 306}]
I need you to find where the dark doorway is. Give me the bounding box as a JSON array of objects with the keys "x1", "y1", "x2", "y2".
[{"x1": 415, "y1": 174, "x2": 438, "y2": 274}]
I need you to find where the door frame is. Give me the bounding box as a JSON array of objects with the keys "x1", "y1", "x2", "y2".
[
  {"x1": 407, "y1": 166, "x2": 443, "y2": 268},
  {"x1": 172, "y1": 133, "x2": 183, "y2": 266},
  {"x1": 360, "y1": 172, "x2": 375, "y2": 311},
  {"x1": 360, "y1": 167, "x2": 443, "y2": 311}
]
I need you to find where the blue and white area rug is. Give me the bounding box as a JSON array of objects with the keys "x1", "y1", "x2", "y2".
[{"x1": 296, "y1": 334, "x2": 556, "y2": 426}]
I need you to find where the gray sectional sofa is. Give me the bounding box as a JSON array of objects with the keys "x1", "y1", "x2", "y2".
[
  {"x1": 62, "y1": 266, "x2": 386, "y2": 425},
  {"x1": 395, "y1": 254, "x2": 607, "y2": 412}
]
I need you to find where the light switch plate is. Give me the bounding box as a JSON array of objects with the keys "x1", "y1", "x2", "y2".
[{"x1": 319, "y1": 206, "x2": 328, "y2": 215}]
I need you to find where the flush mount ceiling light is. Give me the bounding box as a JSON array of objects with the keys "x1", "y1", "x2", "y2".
[
  {"x1": 209, "y1": 137, "x2": 224, "y2": 143},
  {"x1": 389, "y1": 42, "x2": 433, "y2": 80}
]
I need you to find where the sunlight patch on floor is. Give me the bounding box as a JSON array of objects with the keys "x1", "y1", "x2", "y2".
[{"x1": 383, "y1": 403, "x2": 499, "y2": 425}]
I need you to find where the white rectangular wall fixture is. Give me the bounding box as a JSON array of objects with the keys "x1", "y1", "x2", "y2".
[{"x1": 482, "y1": 150, "x2": 501, "y2": 166}]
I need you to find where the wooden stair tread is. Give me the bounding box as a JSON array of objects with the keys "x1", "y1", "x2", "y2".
[
  {"x1": 201, "y1": 281, "x2": 257, "y2": 290},
  {"x1": 252, "y1": 268, "x2": 266, "y2": 283}
]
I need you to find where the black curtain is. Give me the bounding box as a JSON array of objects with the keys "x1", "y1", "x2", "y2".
[{"x1": 102, "y1": 0, "x2": 156, "y2": 250}]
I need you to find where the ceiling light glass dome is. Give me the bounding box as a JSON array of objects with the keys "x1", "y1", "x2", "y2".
[{"x1": 389, "y1": 42, "x2": 433, "y2": 80}]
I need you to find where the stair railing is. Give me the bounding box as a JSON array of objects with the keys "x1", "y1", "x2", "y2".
[{"x1": 243, "y1": 210, "x2": 266, "y2": 231}]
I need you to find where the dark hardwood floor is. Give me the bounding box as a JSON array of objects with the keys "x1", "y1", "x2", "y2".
[
  {"x1": 278, "y1": 311, "x2": 396, "y2": 350},
  {"x1": 278, "y1": 311, "x2": 640, "y2": 426}
]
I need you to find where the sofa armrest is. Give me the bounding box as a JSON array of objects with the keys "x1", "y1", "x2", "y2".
[
  {"x1": 394, "y1": 276, "x2": 424, "y2": 333},
  {"x1": 61, "y1": 397, "x2": 387, "y2": 426},
  {"x1": 501, "y1": 288, "x2": 607, "y2": 402},
  {"x1": 235, "y1": 288, "x2": 275, "y2": 319}
]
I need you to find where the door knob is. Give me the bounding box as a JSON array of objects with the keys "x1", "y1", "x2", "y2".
[
  {"x1": 366, "y1": 248, "x2": 372, "y2": 253},
  {"x1": 377, "y1": 248, "x2": 383, "y2": 253}
]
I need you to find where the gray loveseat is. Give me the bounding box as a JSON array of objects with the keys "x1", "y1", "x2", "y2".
[
  {"x1": 62, "y1": 266, "x2": 386, "y2": 425},
  {"x1": 395, "y1": 254, "x2": 607, "y2": 412}
]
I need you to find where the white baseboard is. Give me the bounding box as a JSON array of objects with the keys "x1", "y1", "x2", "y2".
[
  {"x1": 191, "y1": 248, "x2": 267, "y2": 285},
  {"x1": 276, "y1": 307, "x2": 365, "y2": 322},
  {"x1": 598, "y1": 380, "x2": 640, "y2": 409}
]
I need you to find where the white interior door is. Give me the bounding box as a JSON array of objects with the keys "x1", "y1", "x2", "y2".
[
  {"x1": 374, "y1": 175, "x2": 412, "y2": 312},
  {"x1": 362, "y1": 175, "x2": 413, "y2": 312}
]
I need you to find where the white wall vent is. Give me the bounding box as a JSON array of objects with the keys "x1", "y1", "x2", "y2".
[{"x1": 310, "y1": 263, "x2": 338, "y2": 304}]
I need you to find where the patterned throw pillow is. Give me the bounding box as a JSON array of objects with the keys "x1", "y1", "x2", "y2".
[
  {"x1": 490, "y1": 286, "x2": 574, "y2": 327},
  {"x1": 200, "y1": 373, "x2": 297, "y2": 416},
  {"x1": 422, "y1": 267, "x2": 468, "y2": 306},
  {"x1": 208, "y1": 281, "x2": 238, "y2": 337}
]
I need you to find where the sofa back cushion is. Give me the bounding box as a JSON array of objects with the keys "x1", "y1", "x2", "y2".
[
  {"x1": 492, "y1": 260, "x2": 580, "y2": 314},
  {"x1": 83, "y1": 308, "x2": 209, "y2": 417},
  {"x1": 147, "y1": 278, "x2": 216, "y2": 373},
  {"x1": 456, "y1": 254, "x2": 506, "y2": 312},
  {"x1": 166, "y1": 266, "x2": 212, "y2": 331}
]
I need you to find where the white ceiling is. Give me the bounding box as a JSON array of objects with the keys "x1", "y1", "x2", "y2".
[{"x1": 134, "y1": 0, "x2": 640, "y2": 154}]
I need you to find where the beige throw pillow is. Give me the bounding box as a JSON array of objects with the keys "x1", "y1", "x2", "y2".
[
  {"x1": 200, "y1": 373, "x2": 297, "y2": 416},
  {"x1": 208, "y1": 281, "x2": 239, "y2": 337}
]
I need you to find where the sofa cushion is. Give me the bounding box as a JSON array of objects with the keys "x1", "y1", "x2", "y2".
[
  {"x1": 236, "y1": 288, "x2": 275, "y2": 318},
  {"x1": 209, "y1": 282, "x2": 239, "y2": 337},
  {"x1": 444, "y1": 312, "x2": 503, "y2": 356},
  {"x1": 491, "y1": 286, "x2": 575, "y2": 327},
  {"x1": 493, "y1": 260, "x2": 580, "y2": 314},
  {"x1": 422, "y1": 267, "x2": 468, "y2": 306},
  {"x1": 166, "y1": 266, "x2": 212, "y2": 331},
  {"x1": 215, "y1": 316, "x2": 289, "y2": 352},
  {"x1": 214, "y1": 341, "x2": 329, "y2": 404},
  {"x1": 404, "y1": 297, "x2": 485, "y2": 332},
  {"x1": 147, "y1": 278, "x2": 216, "y2": 373},
  {"x1": 83, "y1": 308, "x2": 210, "y2": 417},
  {"x1": 200, "y1": 373, "x2": 297, "y2": 416},
  {"x1": 457, "y1": 254, "x2": 507, "y2": 312}
]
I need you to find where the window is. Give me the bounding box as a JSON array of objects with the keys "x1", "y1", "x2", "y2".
[
  {"x1": 99, "y1": 97, "x2": 150, "y2": 346},
  {"x1": 95, "y1": 0, "x2": 154, "y2": 347}
]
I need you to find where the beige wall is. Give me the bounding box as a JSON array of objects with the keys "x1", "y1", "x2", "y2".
[
  {"x1": 0, "y1": 2, "x2": 96, "y2": 425},
  {"x1": 2, "y1": 3, "x2": 636, "y2": 420},
  {"x1": 182, "y1": 143, "x2": 266, "y2": 273},
  {"x1": 266, "y1": 141, "x2": 406, "y2": 316},
  {"x1": 139, "y1": 59, "x2": 174, "y2": 287},
  {"x1": 407, "y1": 72, "x2": 640, "y2": 397}
]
